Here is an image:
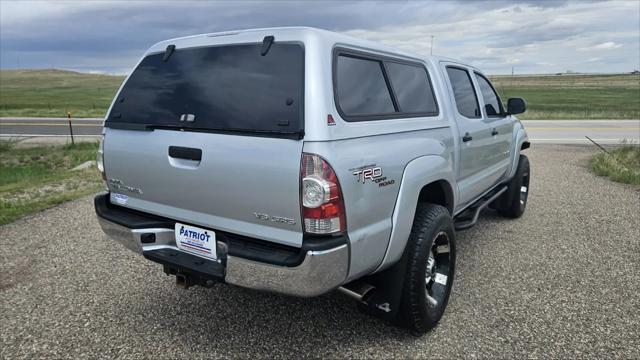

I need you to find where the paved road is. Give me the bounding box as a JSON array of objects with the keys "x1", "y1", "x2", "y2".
[
  {"x1": 0, "y1": 117, "x2": 103, "y2": 137},
  {"x1": 1, "y1": 117, "x2": 638, "y2": 144},
  {"x1": 523, "y1": 120, "x2": 639, "y2": 144},
  {"x1": 1, "y1": 145, "x2": 638, "y2": 358}
]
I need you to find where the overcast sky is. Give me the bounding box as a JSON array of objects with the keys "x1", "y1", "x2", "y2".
[{"x1": 1, "y1": 0, "x2": 638, "y2": 75}]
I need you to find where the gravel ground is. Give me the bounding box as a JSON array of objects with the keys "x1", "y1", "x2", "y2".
[{"x1": 1, "y1": 144, "x2": 639, "y2": 359}]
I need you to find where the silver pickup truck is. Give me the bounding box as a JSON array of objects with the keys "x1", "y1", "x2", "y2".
[{"x1": 95, "y1": 27, "x2": 530, "y2": 334}]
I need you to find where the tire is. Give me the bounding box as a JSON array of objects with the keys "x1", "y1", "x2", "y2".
[
  {"x1": 497, "y1": 154, "x2": 530, "y2": 218},
  {"x1": 397, "y1": 203, "x2": 456, "y2": 335}
]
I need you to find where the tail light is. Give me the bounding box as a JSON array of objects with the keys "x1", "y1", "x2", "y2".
[
  {"x1": 301, "y1": 153, "x2": 346, "y2": 234},
  {"x1": 97, "y1": 132, "x2": 107, "y2": 184}
]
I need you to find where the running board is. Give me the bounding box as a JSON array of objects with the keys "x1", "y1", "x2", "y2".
[{"x1": 454, "y1": 186, "x2": 508, "y2": 231}]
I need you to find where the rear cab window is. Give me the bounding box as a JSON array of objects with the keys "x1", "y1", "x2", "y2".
[
  {"x1": 335, "y1": 55, "x2": 395, "y2": 116},
  {"x1": 106, "y1": 43, "x2": 305, "y2": 138},
  {"x1": 334, "y1": 49, "x2": 439, "y2": 121},
  {"x1": 446, "y1": 66, "x2": 480, "y2": 119}
]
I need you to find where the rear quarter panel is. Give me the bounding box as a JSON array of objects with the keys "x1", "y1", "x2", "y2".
[{"x1": 303, "y1": 127, "x2": 454, "y2": 281}]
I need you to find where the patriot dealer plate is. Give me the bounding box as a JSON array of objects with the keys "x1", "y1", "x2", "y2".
[{"x1": 175, "y1": 223, "x2": 217, "y2": 260}]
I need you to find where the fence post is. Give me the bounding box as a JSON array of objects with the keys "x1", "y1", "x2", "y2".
[{"x1": 67, "y1": 112, "x2": 75, "y2": 145}]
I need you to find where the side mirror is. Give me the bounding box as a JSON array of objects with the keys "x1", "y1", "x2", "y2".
[{"x1": 507, "y1": 98, "x2": 526, "y2": 115}]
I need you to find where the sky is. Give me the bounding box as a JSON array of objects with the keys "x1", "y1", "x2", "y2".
[{"x1": 1, "y1": 0, "x2": 638, "y2": 75}]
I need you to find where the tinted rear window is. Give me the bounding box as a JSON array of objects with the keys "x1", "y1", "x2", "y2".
[
  {"x1": 107, "y1": 43, "x2": 304, "y2": 135},
  {"x1": 386, "y1": 62, "x2": 438, "y2": 114},
  {"x1": 335, "y1": 52, "x2": 440, "y2": 121},
  {"x1": 446, "y1": 67, "x2": 480, "y2": 118},
  {"x1": 475, "y1": 73, "x2": 504, "y2": 117},
  {"x1": 336, "y1": 55, "x2": 395, "y2": 116}
]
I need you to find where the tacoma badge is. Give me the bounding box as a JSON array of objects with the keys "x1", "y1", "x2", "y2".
[{"x1": 253, "y1": 212, "x2": 296, "y2": 225}]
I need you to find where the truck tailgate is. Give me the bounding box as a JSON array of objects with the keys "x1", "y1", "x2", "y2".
[{"x1": 103, "y1": 128, "x2": 304, "y2": 247}]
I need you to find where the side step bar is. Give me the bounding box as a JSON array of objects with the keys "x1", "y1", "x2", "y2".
[{"x1": 454, "y1": 185, "x2": 508, "y2": 231}]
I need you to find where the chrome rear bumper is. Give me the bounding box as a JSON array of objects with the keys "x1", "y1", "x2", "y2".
[{"x1": 97, "y1": 216, "x2": 349, "y2": 297}]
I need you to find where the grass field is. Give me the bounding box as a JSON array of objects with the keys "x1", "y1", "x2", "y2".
[
  {"x1": 492, "y1": 74, "x2": 640, "y2": 120},
  {"x1": 0, "y1": 69, "x2": 124, "y2": 118},
  {"x1": 0, "y1": 140, "x2": 103, "y2": 225},
  {"x1": 589, "y1": 143, "x2": 640, "y2": 186},
  {"x1": 0, "y1": 69, "x2": 639, "y2": 119}
]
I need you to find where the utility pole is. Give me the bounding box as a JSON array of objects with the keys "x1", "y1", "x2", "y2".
[
  {"x1": 430, "y1": 35, "x2": 434, "y2": 55},
  {"x1": 511, "y1": 66, "x2": 515, "y2": 88}
]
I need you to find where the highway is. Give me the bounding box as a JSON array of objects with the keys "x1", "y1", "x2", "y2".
[
  {"x1": 0, "y1": 117, "x2": 103, "y2": 136},
  {"x1": 522, "y1": 120, "x2": 639, "y2": 144},
  {"x1": 0, "y1": 117, "x2": 638, "y2": 144}
]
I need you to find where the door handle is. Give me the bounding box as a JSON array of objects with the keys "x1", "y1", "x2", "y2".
[
  {"x1": 491, "y1": 128, "x2": 499, "y2": 136},
  {"x1": 169, "y1": 146, "x2": 202, "y2": 161},
  {"x1": 462, "y1": 133, "x2": 473, "y2": 142}
]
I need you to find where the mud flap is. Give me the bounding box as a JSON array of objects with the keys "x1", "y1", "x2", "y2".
[{"x1": 359, "y1": 256, "x2": 408, "y2": 323}]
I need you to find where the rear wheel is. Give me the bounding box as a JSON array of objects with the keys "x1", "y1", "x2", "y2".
[
  {"x1": 497, "y1": 154, "x2": 530, "y2": 218},
  {"x1": 397, "y1": 203, "x2": 456, "y2": 335}
]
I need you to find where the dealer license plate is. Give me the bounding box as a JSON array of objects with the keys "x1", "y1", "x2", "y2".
[{"x1": 175, "y1": 223, "x2": 217, "y2": 260}]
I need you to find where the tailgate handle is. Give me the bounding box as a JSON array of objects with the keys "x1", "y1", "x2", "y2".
[{"x1": 169, "y1": 146, "x2": 202, "y2": 161}]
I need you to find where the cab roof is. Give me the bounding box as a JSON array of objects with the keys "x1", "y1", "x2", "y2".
[{"x1": 147, "y1": 26, "x2": 473, "y2": 69}]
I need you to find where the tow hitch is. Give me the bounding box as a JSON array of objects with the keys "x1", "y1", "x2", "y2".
[{"x1": 175, "y1": 273, "x2": 192, "y2": 289}]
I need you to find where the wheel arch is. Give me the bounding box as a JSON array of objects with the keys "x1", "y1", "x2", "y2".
[
  {"x1": 507, "y1": 123, "x2": 530, "y2": 180},
  {"x1": 373, "y1": 155, "x2": 456, "y2": 273},
  {"x1": 417, "y1": 179, "x2": 455, "y2": 215}
]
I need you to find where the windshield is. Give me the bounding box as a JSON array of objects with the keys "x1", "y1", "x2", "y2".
[{"x1": 106, "y1": 43, "x2": 304, "y2": 136}]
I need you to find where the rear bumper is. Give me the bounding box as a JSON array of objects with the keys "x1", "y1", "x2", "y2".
[{"x1": 95, "y1": 194, "x2": 349, "y2": 297}]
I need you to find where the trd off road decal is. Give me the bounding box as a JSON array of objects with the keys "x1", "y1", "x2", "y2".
[{"x1": 351, "y1": 165, "x2": 395, "y2": 188}]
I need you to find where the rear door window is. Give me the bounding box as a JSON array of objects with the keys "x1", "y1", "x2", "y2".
[
  {"x1": 385, "y1": 62, "x2": 438, "y2": 114},
  {"x1": 446, "y1": 67, "x2": 480, "y2": 119},
  {"x1": 475, "y1": 73, "x2": 504, "y2": 117},
  {"x1": 106, "y1": 43, "x2": 304, "y2": 136},
  {"x1": 335, "y1": 55, "x2": 396, "y2": 117}
]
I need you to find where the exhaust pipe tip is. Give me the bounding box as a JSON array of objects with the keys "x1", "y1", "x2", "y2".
[{"x1": 338, "y1": 282, "x2": 375, "y2": 302}]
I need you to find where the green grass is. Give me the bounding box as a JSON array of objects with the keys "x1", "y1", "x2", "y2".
[
  {"x1": 589, "y1": 143, "x2": 640, "y2": 186},
  {"x1": 0, "y1": 69, "x2": 638, "y2": 120},
  {"x1": 491, "y1": 74, "x2": 640, "y2": 120},
  {"x1": 0, "y1": 140, "x2": 103, "y2": 225},
  {"x1": 0, "y1": 69, "x2": 124, "y2": 118}
]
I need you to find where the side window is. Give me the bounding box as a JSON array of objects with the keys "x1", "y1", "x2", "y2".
[
  {"x1": 446, "y1": 67, "x2": 480, "y2": 119},
  {"x1": 475, "y1": 73, "x2": 504, "y2": 117},
  {"x1": 336, "y1": 55, "x2": 395, "y2": 116},
  {"x1": 385, "y1": 62, "x2": 438, "y2": 114}
]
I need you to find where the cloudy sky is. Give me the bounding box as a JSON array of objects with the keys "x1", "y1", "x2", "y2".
[{"x1": 1, "y1": 0, "x2": 638, "y2": 75}]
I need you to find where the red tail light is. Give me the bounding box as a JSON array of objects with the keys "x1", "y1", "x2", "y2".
[
  {"x1": 97, "y1": 133, "x2": 107, "y2": 182},
  {"x1": 300, "y1": 153, "x2": 345, "y2": 234}
]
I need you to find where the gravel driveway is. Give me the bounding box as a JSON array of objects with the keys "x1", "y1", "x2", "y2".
[{"x1": 1, "y1": 144, "x2": 639, "y2": 358}]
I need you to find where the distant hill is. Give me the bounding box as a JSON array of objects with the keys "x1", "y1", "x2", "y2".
[{"x1": 0, "y1": 69, "x2": 638, "y2": 119}]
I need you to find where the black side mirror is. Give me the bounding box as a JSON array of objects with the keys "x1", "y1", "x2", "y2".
[{"x1": 507, "y1": 98, "x2": 526, "y2": 115}]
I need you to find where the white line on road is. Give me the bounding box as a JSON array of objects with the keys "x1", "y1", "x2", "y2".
[
  {"x1": 0, "y1": 134, "x2": 101, "y2": 137},
  {"x1": 530, "y1": 138, "x2": 636, "y2": 143},
  {"x1": 522, "y1": 120, "x2": 639, "y2": 124},
  {"x1": 0, "y1": 122, "x2": 101, "y2": 126},
  {"x1": 0, "y1": 118, "x2": 102, "y2": 121}
]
